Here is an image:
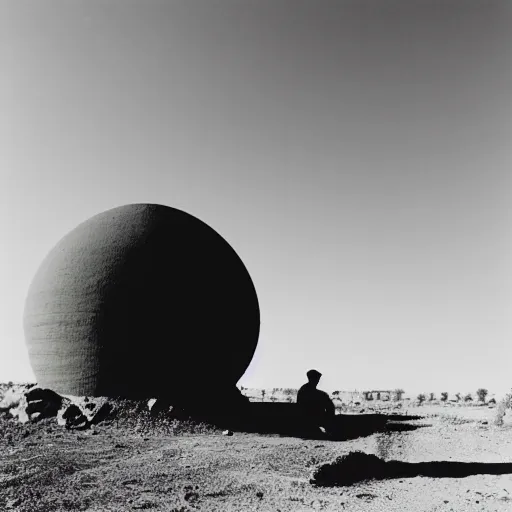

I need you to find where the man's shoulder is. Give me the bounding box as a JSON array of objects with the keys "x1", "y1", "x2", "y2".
[{"x1": 297, "y1": 383, "x2": 312, "y2": 399}]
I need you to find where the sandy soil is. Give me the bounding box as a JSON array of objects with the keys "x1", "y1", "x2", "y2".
[{"x1": 1, "y1": 403, "x2": 512, "y2": 512}]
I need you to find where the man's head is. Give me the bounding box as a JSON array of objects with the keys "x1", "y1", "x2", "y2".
[{"x1": 306, "y1": 369, "x2": 322, "y2": 387}]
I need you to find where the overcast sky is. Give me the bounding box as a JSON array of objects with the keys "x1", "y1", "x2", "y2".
[{"x1": 2, "y1": 0, "x2": 512, "y2": 395}]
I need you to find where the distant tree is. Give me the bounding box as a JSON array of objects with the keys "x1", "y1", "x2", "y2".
[
  {"x1": 417, "y1": 393, "x2": 426, "y2": 405},
  {"x1": 331, "y1": 390, "x2": 342, "y2": 403},
  {"x1": 429, "y1": 392, "x2": 435, "y2": 401},
  {"x1": 261, "y1": 389, "x2": 266, "y2": 402},
  {"x1": 393, "y1": 389, "x2": 405, "y2": 401},
  {"x1": 440, "y1": 392, "x2": 448, "y2": 402},
  {"x1": 476, "y1": 388, "x2": 488, "y2": 402},
  {"x1": 455, "y1": 392, "x2": 462, "y2": 402},
  {"x1": 464, "y1": 393, "x2": 473, "y2": 402}
]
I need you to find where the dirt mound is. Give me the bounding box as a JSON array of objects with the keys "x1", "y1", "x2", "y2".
[
  {"x1": 311, "y1": 451, "x2": 387, "y2": 486},
  {"x1": 0, "y1": 383, "x2": 221, "y2": 437}
]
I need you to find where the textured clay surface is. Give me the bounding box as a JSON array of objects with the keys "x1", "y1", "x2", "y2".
[{"x1": 23, "y1": 204, "x2": 260, "y2": 398}]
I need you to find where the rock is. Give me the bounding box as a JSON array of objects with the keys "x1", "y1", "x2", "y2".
[
  {"x1": 25, "y1": 387, "x2": 63, "y2": 406},
  {"x1": 90, "y1": 402, "x2": 113, "y2": 425},
  {"x1": 62, "y1": 404, "x2": 89, "y2": 430},
  {"x1": 24, "y1": 387, "x2": 67, "y2": 422},
  {"x1": 148, "y1": 398, "x2": 173, "y2": 417},
  {"x1": 0, "y1": 387, "x2": 24, "y2": 412},
  {"x1": 222, "y1": 430, "x2": 234, "y2": 436},
  {"x1": 147, "y1": 398, "x2": 157, "y2": 411},
  {"x1": 26, "y1": 400, "x2": 61, "y2": 421},
  {"x1": 9, "y1": 396, "x2": 30, "y2": 423}
]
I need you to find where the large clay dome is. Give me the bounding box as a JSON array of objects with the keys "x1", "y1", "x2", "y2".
[{"x1": 23, "y1": 204, "x2": 260, "y2": 398}]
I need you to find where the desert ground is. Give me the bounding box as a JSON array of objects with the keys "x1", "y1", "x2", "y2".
[{"x1": 1, "y1": 385, "x2": 512, "y2": 512}]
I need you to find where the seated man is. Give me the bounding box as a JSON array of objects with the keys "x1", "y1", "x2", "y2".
[{"x1": 297, "y1": 369, "x2": 335, "y2": 435}]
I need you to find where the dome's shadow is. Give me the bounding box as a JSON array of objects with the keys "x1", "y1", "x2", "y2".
[{"x1": 171, "y1": 401, "x2": 426, "y2": 441}]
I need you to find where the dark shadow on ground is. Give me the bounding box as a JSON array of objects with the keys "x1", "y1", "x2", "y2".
[
  {"x1": 311, "y1": 451, "x2": 512, "y2": 486},
  {"x1": 167, "y1": 402, "x2": 426, "y2": 441}
]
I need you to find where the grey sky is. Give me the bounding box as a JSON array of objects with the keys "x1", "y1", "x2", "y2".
[{"x1": 2, "y1": 0, "x2": 512, "y2": 394}]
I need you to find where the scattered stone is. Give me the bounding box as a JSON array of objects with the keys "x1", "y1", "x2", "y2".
[
  {"x1": 222, "y1": 430, "x2": 234, "y2": 436},
  {"x1": 497, "y1": 489, "x2": 510, "y2": 501},
  {"x1": 256, "y1": 491, "x2": 264, "y2": 499},
  {"x1": 356, "y1": 493, "x2": 377, "y2": 500},
  {"x1": 184, "y1": 491, "x2": 199, "y2": 503}
]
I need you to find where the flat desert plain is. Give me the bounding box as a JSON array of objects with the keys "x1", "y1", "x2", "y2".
[{"x1": 1, "y1": 394, "x2": 512, "y2": 512}]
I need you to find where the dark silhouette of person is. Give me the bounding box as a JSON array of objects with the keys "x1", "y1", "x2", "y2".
[{"x1": 297, "y1": 369, "x2": 335, "y2": 435}]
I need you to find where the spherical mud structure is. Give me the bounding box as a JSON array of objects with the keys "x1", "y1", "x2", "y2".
[{"x1": 24, "y1": 204, "x2": 260, "y2": 398}]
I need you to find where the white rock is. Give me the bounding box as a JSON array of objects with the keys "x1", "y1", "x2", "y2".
[
  {"x1": 9, "y1": 396, "x2": 29, "y2": 423},
  {"x1": 0, "y1": 387, "x2": 24, "y2": 411}
]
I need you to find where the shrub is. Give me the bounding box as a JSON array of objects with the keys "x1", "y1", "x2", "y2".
[
  {"x1": 464, "y1": 393, "x2": 473, "y2": 402},
  {"x1": 494, "y1": 393, "x2": 512, "y2": 426},
  {"x1": 417, "y1": 393, "x2": 426, "y2": 405},
  {"x1": 455, "y1": 393, "x2": 461, "y2": 402},
  {"x1": 440, "y1": 392, "x2": 448, "y2": 402},
  {"x1": 476, "y1": 388, "x2": 488, "y2": 402},
  {"x1": 428, "y1": 392, "x2": 435, "y2": 401}
]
